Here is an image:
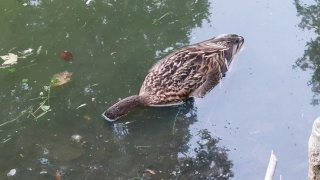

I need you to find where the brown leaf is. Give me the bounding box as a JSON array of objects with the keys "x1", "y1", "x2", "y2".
[
  {"x1": 59, "y1": 51, "x2": 73, "y2": 61},
  {"x1": 52, "y1": 71, "x2": 72, "y2": 87},
  {"x1": 55, "y1": 170, "x2": 61, "y2": 180}
]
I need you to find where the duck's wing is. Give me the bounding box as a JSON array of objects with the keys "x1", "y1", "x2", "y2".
[{"x1": 139, "y1": 44, "x2": 228, "y2": 105}]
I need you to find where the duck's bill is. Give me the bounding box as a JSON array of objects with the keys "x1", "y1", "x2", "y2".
[{"x1": 102, "y1": 111, "x2": 117, "y2": 122}]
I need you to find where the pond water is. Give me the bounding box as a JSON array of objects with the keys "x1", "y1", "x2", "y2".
[{"x1": 0, "y1": 0, "x2": 319, "y2": 179}]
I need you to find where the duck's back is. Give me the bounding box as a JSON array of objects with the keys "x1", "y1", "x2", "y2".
[{"x1": 139, "y1": 42, "x2": 229, "y2": 106}]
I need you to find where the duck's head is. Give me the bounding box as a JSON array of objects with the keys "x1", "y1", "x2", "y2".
[
  {"x1": 213, "y1": 34, "x2": 244, "y2": 62},
  {"x1": 102, "y1": 95, "x2": 143, "y2": 122}
]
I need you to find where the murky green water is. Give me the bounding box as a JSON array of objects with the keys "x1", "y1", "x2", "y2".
[{"x1": 0, "y1": 0, "x2": 319, "y2": 179}]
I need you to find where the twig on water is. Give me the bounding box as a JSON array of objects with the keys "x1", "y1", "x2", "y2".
[
  {"x1": 152, "y1": 13, "x2": 169, "y2": 24},
  {"x1": 0, "y1": 106, "x2": 33, "y2": 127}
]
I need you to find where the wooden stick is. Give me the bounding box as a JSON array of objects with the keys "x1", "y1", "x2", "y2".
[
  {"x1": 308, "y1": 117, "x2": 320, "y2": 180},
  {"x1": 264, "y1": 150, "x2": 278, "y2": 180}
]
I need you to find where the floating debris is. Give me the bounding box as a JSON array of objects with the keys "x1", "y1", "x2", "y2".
[
  {"x1": 7, "y1": 169, "x2": 16, "y2": 177},
  {"x1": 51, "y1": 71, "x2": 72, "y2": 87},
  {"x1": 59, "y1": 51, "x2": 73, "y2": 61},
  {"x1": 86, "y1": 0, "x2": 93, "y2": 5},
  {"x1": 18, "y1": 48, "x2": 33, "y2": 55},
  {"x1": 71, "y1": 134, "x2": 83, "y2": 143},
  {"x1": 37, "y1": 46, "x2": 42, "y2": 55},
  {"x1": 144, "y1": 169, "x2": 156, "y2": 175},
  {"x1": 76, "y1": 104, "x2": 86, "y2": 109},
  {"x1": 40, "y1": 170, "x2": 47, "y2": 174}
]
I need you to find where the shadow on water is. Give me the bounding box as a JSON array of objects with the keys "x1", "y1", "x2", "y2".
[
  {"x1": 294, "y1": 0, "x2": 320, "y2": 105},
  {"x1": 0, "y1": 0, "x2": 234, "y2": 179}
]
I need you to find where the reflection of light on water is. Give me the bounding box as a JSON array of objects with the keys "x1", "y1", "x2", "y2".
[
  {"x1": 29, "y1": 0, "x2": 42, "y2": 7},
  {"x1": 21, "y1": 83, "x2": 30, "y2": 90},
  {"x1": 43, "y1": 148, "x2": 49, "y2": 155},
  {"x1": 84, "y1": 85, "x2": 94, "y2": 94},
  {"x1": 38, "y1": 158, "x2": 50, "y2": 165}
]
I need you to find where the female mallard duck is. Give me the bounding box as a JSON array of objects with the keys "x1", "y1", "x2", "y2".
[{"x1": 102, "y1": 34, "x2": 244, "y2": 122}]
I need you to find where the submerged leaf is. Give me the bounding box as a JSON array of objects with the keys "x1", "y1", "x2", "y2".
[
  {"x1": 55, "y1": 170, "x2": 61, "y2": 180},
  {"x1": 22, "y1": 78, "x2": 28, "y2": 82},
  {"x1": 8, "y1": 68, "x2": 15, "y2": 73},
  {"x1": 59, "y1": 51, "x2": 73, "y2": 61},
  {"x1": 51, "y1": 71, "x2": 73, "y2": 86}
]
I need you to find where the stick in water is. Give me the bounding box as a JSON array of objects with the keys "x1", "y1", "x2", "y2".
[{"x1": 264, "y1": 150, "x2": 278, "y2": 180}]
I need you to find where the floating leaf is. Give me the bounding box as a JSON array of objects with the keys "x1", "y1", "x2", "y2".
[
  {"x1": 51, "y1": 71, "x2": 72, "y2": 86},
  {"x1": 1, "y1": 53, "x2": 18, "y2": 68},
  {"x1": 59, "y1": 51, "x2": 73, "y2": 61},
  {"x1": 22, "y1": 78, "x2": 28, "y2": 83},
  {"x1": 51, "y1": 77, "x2": 58, "y2": 84}
]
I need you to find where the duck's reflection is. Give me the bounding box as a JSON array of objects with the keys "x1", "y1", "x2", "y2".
[{"x1": 105, "y1": 100, "x2": 233, "y2": 179}]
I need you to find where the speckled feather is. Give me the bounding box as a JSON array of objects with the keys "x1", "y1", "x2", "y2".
[{"x1": 139, "y1": 38, "x2": 234, "y2": 105}]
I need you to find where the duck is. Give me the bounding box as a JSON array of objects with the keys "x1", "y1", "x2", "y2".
[{"x1": 102, "y1": 34, "x2": 244, "y2": 122}]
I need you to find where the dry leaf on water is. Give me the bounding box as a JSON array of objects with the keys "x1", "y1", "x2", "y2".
[
  {"x1": 52, "y1": 71, "x2": 72, "y2": 87},
  {"x1": 0, "y1": 53, "x2": 18, "y2": 68}
]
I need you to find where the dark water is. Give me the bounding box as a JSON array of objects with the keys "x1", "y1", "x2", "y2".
[{"x1": 0, "y1": 0, "x2": 319, "y2": 179}]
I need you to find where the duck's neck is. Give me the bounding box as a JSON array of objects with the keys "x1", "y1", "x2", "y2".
[{"x1": 103, "y1": 95, "x2": 144, "y2": 121}]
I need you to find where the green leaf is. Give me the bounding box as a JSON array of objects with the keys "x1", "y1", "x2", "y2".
[
  {"x1": 8, "y1": 68, "x2": 15, "y2": 73},
  {"x1": 22, "y1": 78, "x2": 28, "y2": 83},
  {"x1": 51, "y1": 77, "x2": 57, "y2": 84}
]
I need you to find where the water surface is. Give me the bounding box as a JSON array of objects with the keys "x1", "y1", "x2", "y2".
[{"x1": 0, "y1": 0, "x2": 319, "y2": 179}]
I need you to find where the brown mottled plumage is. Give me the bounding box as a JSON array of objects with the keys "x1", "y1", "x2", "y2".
[{"x1": 103, "y1": 34, "x2": 244, "y2": 122}]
